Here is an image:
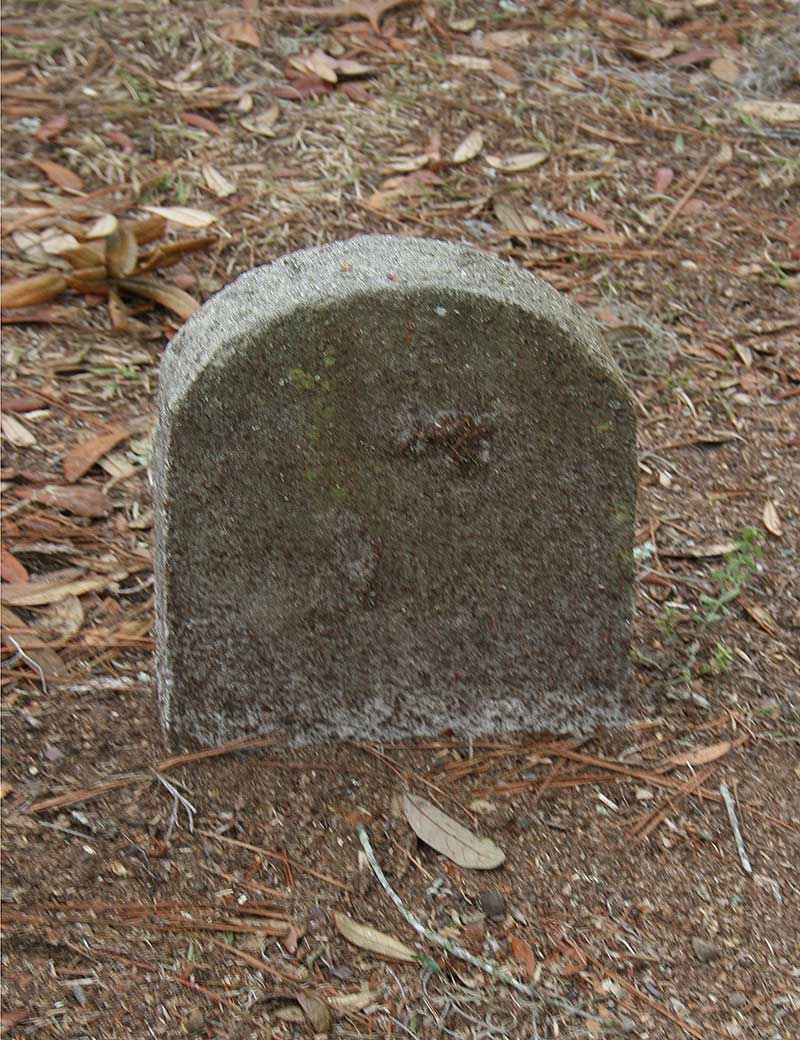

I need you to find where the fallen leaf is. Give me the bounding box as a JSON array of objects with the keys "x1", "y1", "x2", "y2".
[
  {"x1": 448, "y1": 55, "x2": 492, "y2": 71},
  {"x1": 181, "y1": 111, "x2": 223, "y2": 134},
  {"x1": 0, "y1": 69, "x2": 27, "y2": 86},
  {"x1": 340, "y1": 81, "x2": 370, "y2": 103},
  {"x1": 141, "y1": 205, "x2": 216, "y2": 229},
  {"x1": 665, "y1": 741, "x2": 731, "y2": 767},
  {"x1": 490, "y1": 59, "x2": 521, "y2": 88},
  {"x1": 741, "y1": 602, "x2": 778, "y2": 636},
  {"x1": 710, "y1": 57, "x2": 740, "y2": 84},
  {"x1": 0, "y1": 272, "x2": 66, "y2": 310},
  {"x1": 41, "y1": 231, "x2": 81, "y2": 256},
  {"x1": 105, "y1": 225, "x2": 138, "y2": 278},
  {"x1": 483, "y1": 29, "x2": 530, "y2": 49},
  {"x1": 220, "y1": 20, "x2": 261, "y2": 47},
  {"x1": 737, "y1": 100, "x2": 800, "y2": 124},
  {"x1": 451, "y1": 129, "x2": 483, "y2": 164},
  {"x1": 108, "y1": 288, "x2": 130, "y2": 332},
  {"x1": 1, "y1": 574, "x2": 109, "y2": 607},
  {"x1": 659, "y1": 542, "x2": 738, "y2": 559},
  {"x1": 136, "y1": 236, "x2": 216, "y2": 274},
  {"x1": 335, "y1": 58, "x2": 374, "y2": 77},
  {"x1": 85, "y1": 213, "x2": 118, "y2": 238},
  {"x1": 304, "y1": 48, "x2": 339, "y2": 83},
  {"x1": 510, "y1": 935, "x2": 538, "y2": 979},
  {"x1": 1, "y1": 413, "x2": 36, "y2": 447},
  {"x1": 333, "y1": 911, "x2": 415, "y2": 962},
  {"x1": 288, "y1": 0, "x2": 412, "y2": 34},
  {"x1": 115, "y1": 277, "x2": 199, "y2": 320},
  {"x1": 485, "y1": 151, "x2": 548, "y2": 173},
  {"x1": 567, "y1": 208, "x2": 611, "y2": 233},
  {"x1": 34, "y1": 113, "x2": 69, "y2": 141},
  {"x1": 274, "y1": 76, "x2": 332, "y2": 100},
  {"x1": 296, "y1": 992, "x2": 333, "y2": 1034},
  {"x1": 493, "y1": 198, "x2": 539, "y2": 236},
  {"x1": 654, "y1": 166, "x2": 674, "y2": 193},
  {"x1": 763, "y1": 500, "x2": 782, "y2": 537},
  {"x1": 327, "y1": 989, "x2": 379, "y2": 1013},
  {"x1": 128, "y1": 215, "x2": 167, "y2": 244},
  {"x1": 1, "y1": 547, "x2": 28, "y2": 584},
  {"x1": 31, "y1": 484, "x2": 113, "y2": 518},
  {"x1": 32, "y1": 159, "x2": 84, "y2": 192},
  {"x1": 63, "y1": 429, "x2": 129, "y2": 483},
  {"x1": 241, "y1": 104, "x2": 280, "y2": 136},
  {"x1": 203, "y1": 164, "x2": 236, "y2": 198},
  {"x1": 402, "y1": 792, "x2": 505, "y2": 869},
  {"x1": 36, "y1": 595, "x2": 84, "y2": 643},
  {"x1": 386, "y1": 154, "x2": 430, "y2": 173},
  {"x1": 62, "y1": 244, "x2": 105, "y2": 269}
]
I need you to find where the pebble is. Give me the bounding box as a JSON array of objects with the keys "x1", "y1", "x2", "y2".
[
  {"x1": 478, "y1": 891, "x2": 506, "y2": 920},
  {"x1": 691, "y1": 937, "x2": 719, "y2": 962}
]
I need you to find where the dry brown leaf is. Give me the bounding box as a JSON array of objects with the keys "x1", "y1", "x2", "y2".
[
  {"x1": 105, "y1": 225, "x2": 138, "y2": 278},
  {"x1": 62, "y1": 244, "x2": 106, "y2": 269},
  {"x1": 1, "y1": 547, "x2": 29, "y2": 584},
  {"x1": 41, "y1": 231, "x2": 80, "y2": 255},
  {"x1": 63, "y1": 429, "x2": 129, "y2": 483},
  {"x1": 737, "y1": 100, "x2": 800, "y2": 124},
  {"x1": 240, "y1": 104, "x2": 280, "y2": 136},
  {"x1": 307, "y1": 49, "x2": 339, "y2": 83},
  {"x1": 136, "y1": 237, "x2": 216, "y2": 274},
  {"x1": 0, "y1": 272, "x2": 66, "y2": 310},
  {"x1": 108, "y1": 289, "x2": 130, "y2": 332},
  {"x1": 128, "y1": 215, "x2": 168, "y2": 244},
  {"x1": 402, "y1": 792, "x2": 505, "y2": 869},
  {"x1": 220, "y1": 20, "x2": 261, "y2": 47},
  {"x1": 1, "y1": 413, "x2": 36, "y2": 447},
  {"x1": 327, "y1": 990, "x2": 379, "y2": 1013},
  {"x1": 296, "y1": 992, "x2": 333, "y2": 1034},
  {"x1": 36, "y1": 595, "x2": 85, "y2": 643},
  {"x1": 289, "y1": 0, "x2": 416, "y2": 34},
  {"x1": 333, "y1": 911, "x2": 415, "y2": 962},
  {"x1": 493, "y1": 198, "x2": 539, "y2": 236},
  {"x1": 742, "y1": 602, "x2": 778, "y2": 636},
  {"x1": 141, "y1": 205, "x2": 216, "y2": 229},
  {"x1": 335, "y1": 59, "x2": 374, "y2": 77},
  {"x1": 485, "y1": 151, "x2": 548, "y2": 173},
  {"x1": 203, "y1": 164, "x2": 237, "y2": 198},
  {"x1": 66, "y1": 266, "x2": 108, "y2": 292},
  {"x1": 665, "y1": 741, "x2": 731, "y2": 767},
  {"x1": 2, "y1": 574, "x2": 109, "y2": 607},
  {"x1": 448, "y1": 55, "x2": 492, "y2": 71},
  {"x1": 762, "y1": 500, "x2": 783, "y2": 537},
  {"x1": 710, "y1": 57, "x2": 740, "y2": 84},
  {"x1": 483, "y1": 29, "x2": 530, "y2": 49},
  {"x1": 85, "y1": 213, "x2": 118, "y2": 238},
  {"x1": 510, "y1": 935, "x2": 538, "y2": 979},
  {"x1": 654, "y1": 166, "x2": 674, "y2": 193},
  {"x1": 115, "y1": 277, "x2": 199, "y2": 320},
  {"x1": 31, "y1": 159, "x2": 84, "y2": 192},
  {"x1": 451, "y1": 129, "x2": 483, "y2": 164},
  {"x1": 32, "y1": 484, "x2": 113, "y2": 518}
]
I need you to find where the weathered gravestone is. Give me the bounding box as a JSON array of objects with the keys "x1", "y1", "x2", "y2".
[{"x1": 154, "y1": 235, "x2": 635, "y2": 747}]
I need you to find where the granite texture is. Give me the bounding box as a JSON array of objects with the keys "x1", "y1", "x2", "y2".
[{"x1": 154, "y1": 235, "x2": 636, "y2": 747}]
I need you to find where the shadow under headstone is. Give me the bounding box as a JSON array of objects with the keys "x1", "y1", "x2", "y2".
[{"x1": 154, "y1": 236, "x2": 636, "y2": 747}]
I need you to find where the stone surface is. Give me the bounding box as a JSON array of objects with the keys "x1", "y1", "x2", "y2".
[{"x1": 154, "y1": 235, "x2": 636, "y2": 747}]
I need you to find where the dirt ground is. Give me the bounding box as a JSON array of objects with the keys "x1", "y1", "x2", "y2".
[{"x1": 1, "y1": 1, "x2": 799, "y2": 1037}]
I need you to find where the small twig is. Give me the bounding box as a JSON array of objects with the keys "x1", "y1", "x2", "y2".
[
  {"x1": 4, "y1": 635, "x2": 48, "y2": 695},
  {"x1": 153, "y1": 770, "x2": 197, "y2": 838},
  {"x1": 720, "y1": 782, "x2": 752, "y2": 875},
  {"x1": 356, "y1": 823, "x2": 601, "y2": 1024},
  {"x1": 650, "y1": 155, "x2": 714, "y2": 243}
]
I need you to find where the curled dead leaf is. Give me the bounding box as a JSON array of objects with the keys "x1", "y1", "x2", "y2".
[
  {"x1": 115, "y1": 277, "x2": 200, "y2": 320},
  {"x1": 0, "y1": 272, "x2": 66, "y2": 310},
  {"x1": 762, "y1": 500, "x2": 782, "y2": 537},
  {"x1": 485, "y1": 151, "x2": 548, "y2": 173},
  {"x1": 1, "y1": 547, "x2": 29, "y2": 584},
  {"x1": 1, "y1": 573, "x2": 109, "y2": 607},
  {"x1": 203, "y1": 165, "x2": 236, "y2": 198},
  {"x1": 128, "y1": 215, "x2": 168, "y2": 244},
  {"x1": 63, "y1": 429, "x2": 129, "y2": 483},
  {"x1": 105, "y1": 225, "x2": 138, "y2": 278},
  {"x1": 402, "y1": 792, "x2": 505, "y2": 869},
  {"x1": 452, "y1": 129, "x2": 484, "y2": 164},
  {"x1": 141, "y1": 205, "x2": 216, "y2": 230},
  {"x1": 85, "y1": 213, "x2": 118, "y2": 239},
  {"x1": 665, "y1": 741, "x2": 732, "y2": 767},
  {"x1": 296, "y1": 992, "x2": 333, "y2": 1034},
  {"x1": 333, "y1": 911, "x2": 415, "y2": 962},
  {"x1": 220, "y1": 20, "x2": 261, "y2": 47}
]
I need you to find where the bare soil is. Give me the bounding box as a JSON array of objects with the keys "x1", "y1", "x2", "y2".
[{"x1": 1, "y1": 2, "x2": 798, "y2": 1038}]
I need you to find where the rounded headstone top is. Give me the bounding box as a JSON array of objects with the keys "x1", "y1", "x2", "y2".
[{"x1": 159, "y1": 235, "x2": 628, "y2": 416}]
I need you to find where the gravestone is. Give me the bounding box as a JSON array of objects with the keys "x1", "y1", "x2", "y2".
[{"x1": 154, "y1": 236, "x2": 636, "y2": 747}]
